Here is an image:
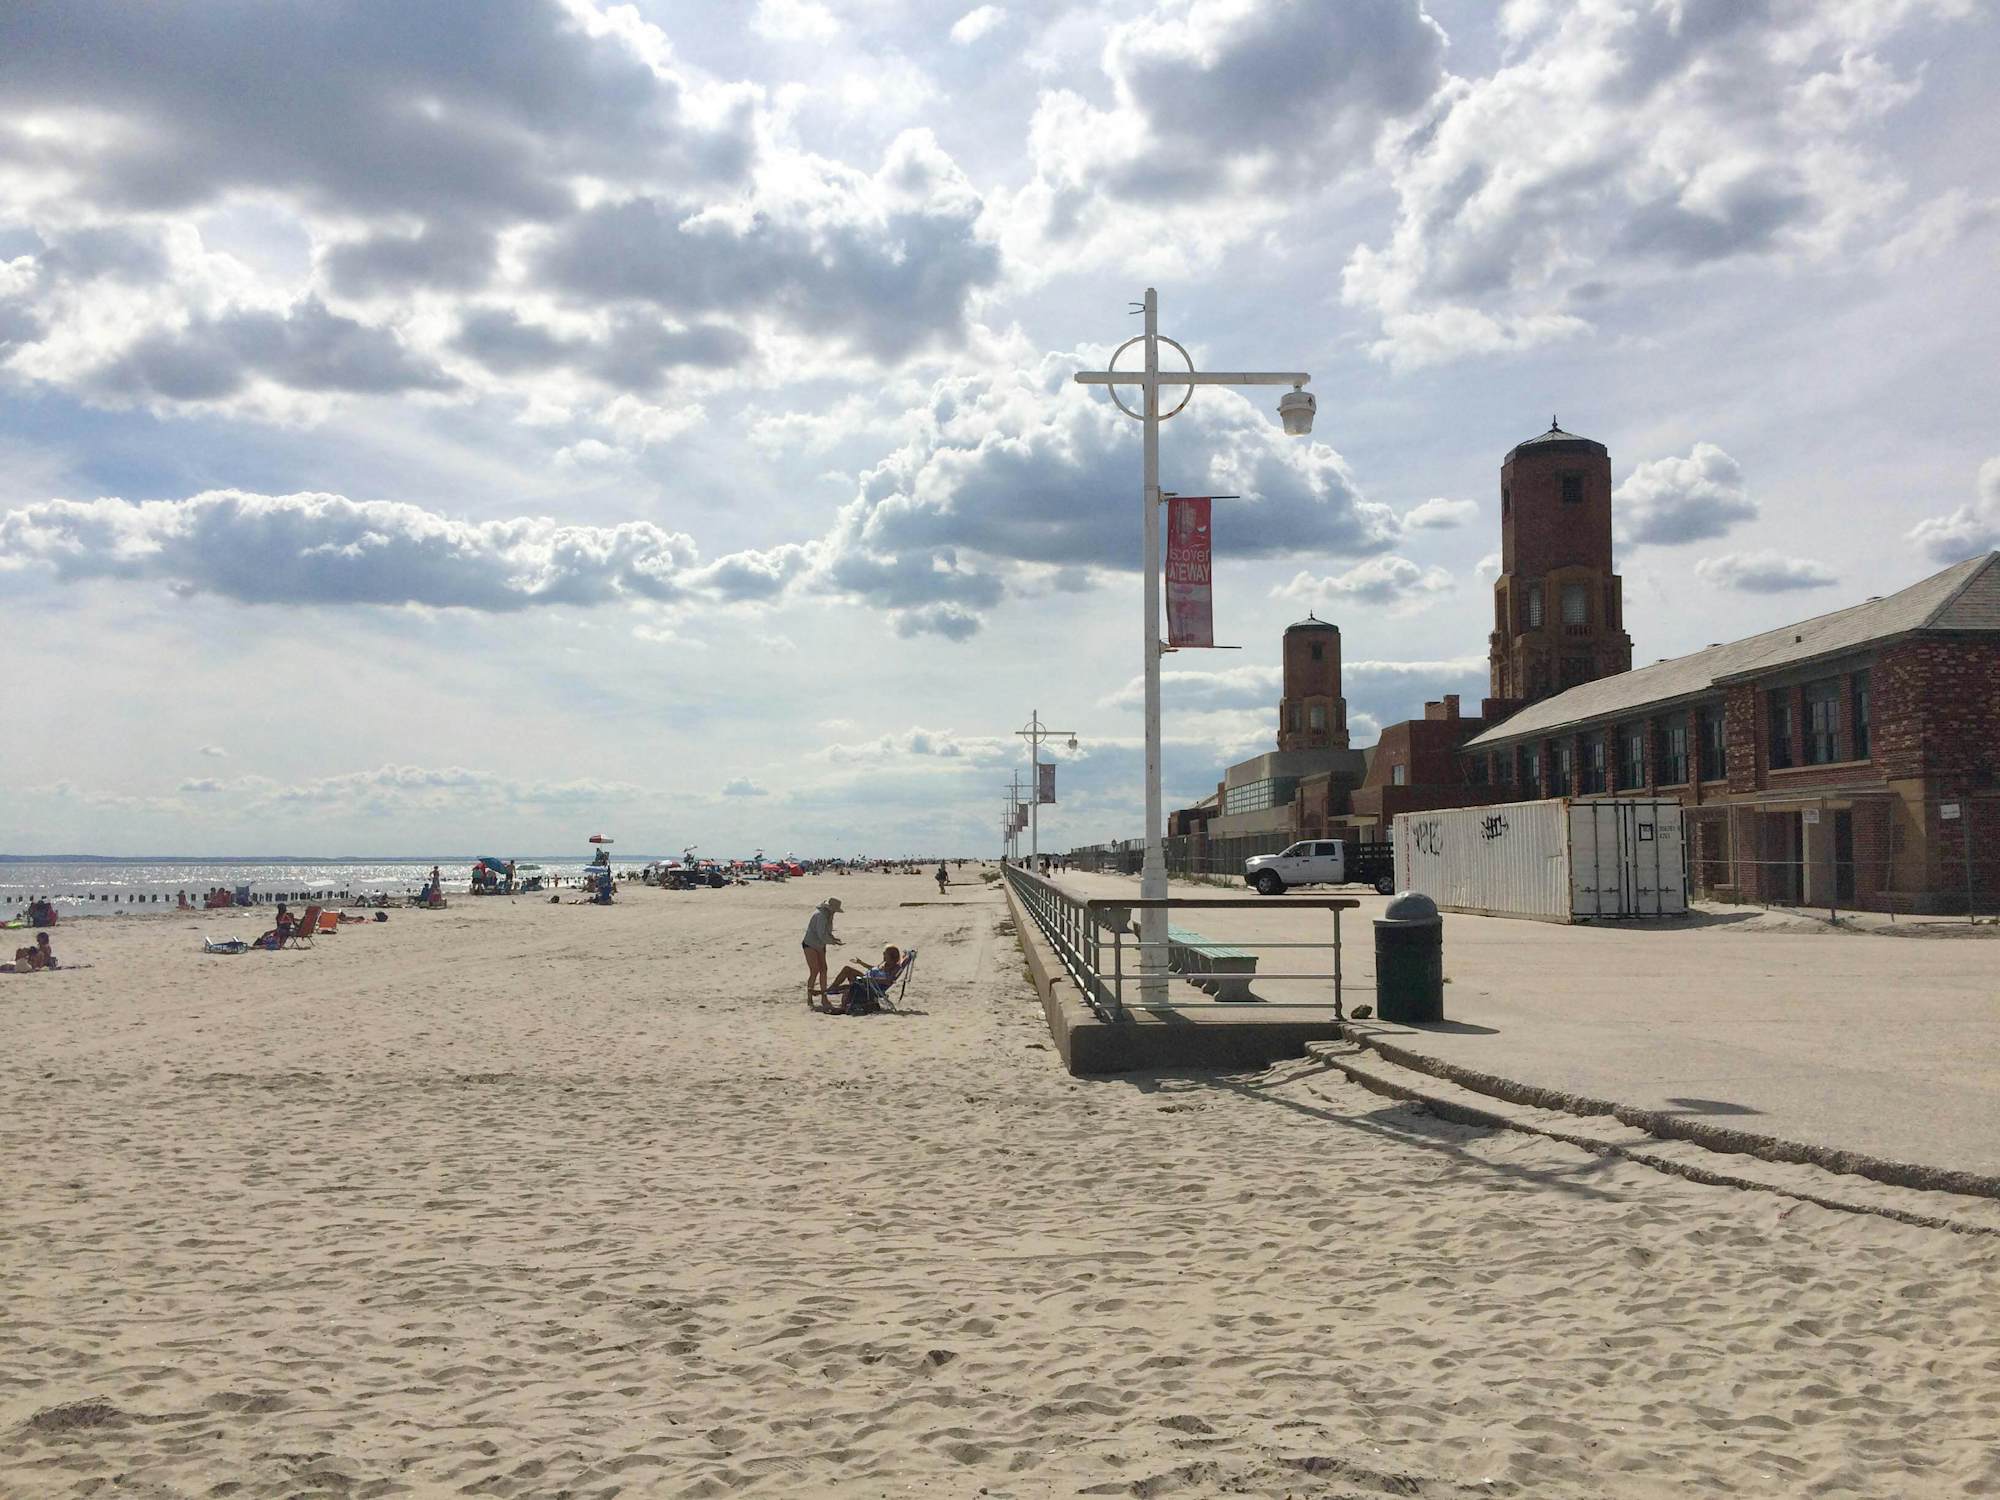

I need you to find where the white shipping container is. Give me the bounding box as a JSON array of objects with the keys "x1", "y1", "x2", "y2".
[{"x1": 1392, "y1": 798, "x2": 1687, "y2": 922}]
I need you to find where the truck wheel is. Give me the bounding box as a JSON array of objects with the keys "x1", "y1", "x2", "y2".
[
  {"x1": 1375, "y1": 875, "x2": 1395, "y2": 896},
  {"x1": 1255, "y1": 871, "x2": 1284, "y2": 896}
]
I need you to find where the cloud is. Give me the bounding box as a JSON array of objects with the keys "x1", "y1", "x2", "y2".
[
  {"x1": 721, "y1": 777, "x2": 769, "y2": 797},
  {"x1": 950, "y1": 6, "x2": 1006, "y2": 45},
  {"x1": 0, "y1": 5, "x2": 1000, "y2": 423},
  {"x1": 0, "y1": 489, "x2": 707, "y2": 610},
  {"x1": 1271, "y1": 556, "x2": 1453, "y2": 610},
  {"x1": 1344, "y1": 0, "x2": 1973, "y2": 366},
  {"x1": 753, "y1": 0, "x2": 841, "y2": 44},
  {"x1": 1907, "y1": 457, "x2": 2000, "y2": 563},
  {"x1": 1007, "y1": 0, "x2": 1444, "y2": 267},
  {"x1": 1474, "y1": 552, "x2": 1501, "y2": 582},
  {"x1": 1403, "y1": 496, "x2": 1476, "y2": 530},
  {"x1": 1695, "y1": 550, "x2": 1837, "y2": 593},
  {"x1": 92, "y1": 297, "x2": 456, "y2": 403},
  {"x1": 533, "y1": 129, "x2": 999, "y2": 364},
  {"x1": 801, "y1": 347, "x2": 1397, "y2": 633},
  {"x1": 893, "y1": 602, "x2": 983, "y2": 641},
  {"x1": 1615, "y1": 443, "x2": 1758, "y2": 546},
  {"x1": 199, "y1": 744, "x2": 229, "y2": 759}
]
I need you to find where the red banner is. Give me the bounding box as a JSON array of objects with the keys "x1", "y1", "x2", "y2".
[
  {"x1": 1165, "y1": 496, "x2": 1213, "y2": 648},
  {"x1": 1038, "y1": 762, "x2": 1056, "y2": 805}
]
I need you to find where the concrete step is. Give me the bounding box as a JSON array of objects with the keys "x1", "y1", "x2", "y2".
[{"x1": 1305, "y1": 1037, "x2": 2000, "y2": 1237}]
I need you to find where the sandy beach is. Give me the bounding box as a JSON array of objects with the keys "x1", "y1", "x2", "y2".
[{"x1": 5, "y1": 872, "x2": 1998, "y2": 1498}]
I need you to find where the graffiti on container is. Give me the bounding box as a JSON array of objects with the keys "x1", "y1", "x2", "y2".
[
  {"x1": 1412, "y1": 818, "x2": 1442, "y2": 856},
  {"x1": 1480, "y1": 813, "x2": 1510, "y2": 841}
]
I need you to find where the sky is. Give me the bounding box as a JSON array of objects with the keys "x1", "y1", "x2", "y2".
[{"x1": 2, "y1": 0, "x2": 1997, "y2": 857}]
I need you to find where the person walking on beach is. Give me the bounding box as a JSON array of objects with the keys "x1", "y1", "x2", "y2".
[
  {"x1": 935, "y1": 861, "x2": 950, "y2": 895},
  {"x1": 802, "y1": 897, "x2": 842, "y2": 1009}
]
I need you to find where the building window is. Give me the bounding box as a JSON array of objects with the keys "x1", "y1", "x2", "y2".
[
  {"x1": 1553, "y1": 741, "x2": 1574, "y2": 795},
  {"x1": 1472, "y1": 754, "x2": 1491, "y2": 786},
  {"x1": 1804, "y1": 679, "x2": 1841, "y2": 764},
  {"x1": 1391, "y1": 764, "x2": 1408, "y2": 787},
  {"x1": 1310, "y1": 642, "x2": 1323, "y2": 661},
  {"x1": 1581, "y1": 737, "x2": 1607, "y2": 794},
  {"x1": 1223, "y1": 777, "x2": 1299, "y2": 815},
  {"x1": 1852, "y1": 670, "x2": 1871, "y2": 760},
  {"x1": 1502, "y1": 484, "x2": 1511, "y2": 518},
  {"x1": 1561, "y1": 583, "x2": 1588, "y2": 625},
  {"x1": 1287, "y1": 705, "x2": 1300, "y2": 732},
  {"x1": 1618, "y1": 725, "x2": 1645, "y2": 790},
  {"x1": 1560, "y1": 473, "x2": 1583, "y2": 505},
  {"x1": 1520, "y1": 746, "x2": 1540, "y2": 796},
  {"x1": 1308, "y1": 704, "x2": 1326, "y2": 731},
  {"x1": 1768, "y1": 689, "x2": 1795, "y2": 770},
  {"x1": 1561, "y1": 655, "x2": 1593, "y2": 688},
  {"x1": 1526, "y1": 583, "x2": 1544, "y2": 628},
  {"x1": 1699, "y1": 706, "x2": 1725, "y2": 782},
  {"x1": 1658, "y1": 719, "x2": 1688, "y2": 786}
]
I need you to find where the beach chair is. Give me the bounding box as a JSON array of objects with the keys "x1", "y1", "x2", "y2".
[
  {"x1": 283, "y1": 906, "x2": 322, "y2": 948},
  {"x1": 827, "y1": 949, "x2": 917, "y2": 1015}
]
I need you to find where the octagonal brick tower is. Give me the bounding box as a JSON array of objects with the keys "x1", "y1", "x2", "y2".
[
  {"x1": 1489, "y1": 419, "x2": 1633, "y2": 706},
  {"x1": 1277, "y1": 614, "x2": 1348, "y2": 751}
]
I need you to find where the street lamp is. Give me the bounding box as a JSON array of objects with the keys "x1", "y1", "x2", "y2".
[
  {"x1": 1075, "y1": 287, "x2": 1314, "y2": 1001},
  {"x1": 1017, "y1": 709, "x2": 1078, "y2": 865}
]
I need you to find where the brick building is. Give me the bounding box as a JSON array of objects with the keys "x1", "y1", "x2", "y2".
[
  {"x1": 1346, "y1": 695, "x2": 1494, "y2": 834},
  {"x1": 1461, "y1": 552, "x2": 2000, "y2": 913},
  {"x1": 1486, "y1": 420, "x2": 1633, "y2": 715},
  {"x1": 1276, "y1": 614, "x2": 1349, "y2": 751}
]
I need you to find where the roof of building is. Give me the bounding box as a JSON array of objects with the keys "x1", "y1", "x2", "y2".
[
  {"x1": 1286, "y1": 611, "x2": 1339, "y2": 631},
  {"x1": 1465, "y1": 551, "x2": 2000, "y2": 749},
  {"x1": 1506, "y1": 417, "x2": 1606, "y2": 461}
]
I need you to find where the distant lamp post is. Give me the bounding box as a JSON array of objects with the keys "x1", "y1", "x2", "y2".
[
  {"x1": 1017, "y1": 709, "x2": 1079, "y2": 864},
  {"x1": 1075, "y1": 287, "x2": 1314, "y2": 1000}
]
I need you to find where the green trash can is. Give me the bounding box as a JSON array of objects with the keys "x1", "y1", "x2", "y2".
[{"x1": 1375, "y1": 891, "x2": 1443, "y2": 1024}]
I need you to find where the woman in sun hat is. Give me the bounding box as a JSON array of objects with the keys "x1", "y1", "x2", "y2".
[{"x1": 802, "y1": 897, "x2": 843, "y2": 1009}]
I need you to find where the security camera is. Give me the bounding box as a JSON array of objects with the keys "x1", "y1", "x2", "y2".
[{"x1": 1278, "y1": 386, "x2": 1315, "y2": 436}]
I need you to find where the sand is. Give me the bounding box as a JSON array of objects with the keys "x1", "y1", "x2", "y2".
[{"x1": 3, "y1": 871, "x2": 1997, "y2": 1498}]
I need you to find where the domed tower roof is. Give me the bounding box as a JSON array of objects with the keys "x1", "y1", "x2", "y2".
[
  {"x1": 1506, "y1": 415, "x2": 1607, "y2": 463},
  {"x1": 1286, "y1": 612, "x2": 1339, "y2": 632}
]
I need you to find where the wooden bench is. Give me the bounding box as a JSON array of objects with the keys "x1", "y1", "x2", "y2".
[{"x1": 1166, "y1": 923, "x2": 1259, "y2": 1002}]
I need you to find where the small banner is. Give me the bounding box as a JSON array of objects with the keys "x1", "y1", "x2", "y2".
[
  {"x1": 1165, "y1": 496, "x2": 1214, "y2": 648},
  {"x1": 1038, "y1": 761, "x2": 1056, "y2": 805},
  {"x1": 1014, "y1": 803, "x2": 1029, "y2": 832}
]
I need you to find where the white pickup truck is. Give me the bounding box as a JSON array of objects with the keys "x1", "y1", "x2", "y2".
[{"x1": 1244, "y1": 839, "x2": 1396, "y2": 896}]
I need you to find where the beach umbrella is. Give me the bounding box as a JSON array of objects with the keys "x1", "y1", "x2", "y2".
[{"x1": 589, "y1": 834, "x2": 615, "y2": 844}]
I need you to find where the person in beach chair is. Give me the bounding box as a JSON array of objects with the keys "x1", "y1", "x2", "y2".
[
  {"x1": 256, "y1": 904, "x2": 296, "y2": 949},
  {"x1": 823, "y1": 945, "x2": 915, "y2": 1016}
]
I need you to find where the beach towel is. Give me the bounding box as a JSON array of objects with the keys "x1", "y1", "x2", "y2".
[{"x1": 202, "y1": 936, "x2": 251, "y2": 954}]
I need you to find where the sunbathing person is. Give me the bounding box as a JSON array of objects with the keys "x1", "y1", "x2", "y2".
[
  {"x1": 257, "y1": 905, "x2": 295, "y2": 949},
  {"x1": 824, "y1": 945, "x2": 903, "y2": 1013}
]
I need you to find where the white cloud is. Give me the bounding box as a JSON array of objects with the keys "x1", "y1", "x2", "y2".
[
  {"x1": 950, "y1": 6, "x2": 1006, "y2": 45},
  {"x1": 1001, "y1": 0, "x2": 1445, "y2": 273},
  {"x1": 1695, "y1": 550, "x2": 1838, "y2": 593},
  {"x1": 721, "y1": 777, "x2": 770, "y2": 797},
  {"x1": 1344, "y1": 0, "x2": 1975, "y2": 367},
  {"x1": 1403, "y1": 496, "x2": 1477, "y2": 530},
  {"x1": 1907, "y1": 456, "x2": 2000, "y2": 563},
  {"x1": 1616, "y1": 443, "x2": 1758, "y2": 546},
  {"x1": 1474, "y1": 552, "x2": 1501, "y2": 582},
  {"x1": 199, "y1": 744, "x2": 229, "y2": 759},
  {"x1": 0, "y1": 489, "x2": 708, "y2": 610},
  {"x1": 1271, "y1": 556, "x2": 1454, "y2": 611},
  {"x1": 752, "y1": 0, "x2": 841, "y2": 45}
]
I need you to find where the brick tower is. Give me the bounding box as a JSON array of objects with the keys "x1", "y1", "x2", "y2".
[
  {"x1": 1277, "y1": 614, "x2": 1348, "y2": 751},
  {"x1": 1488, "y1": 419, "x2": 1632, "y2": 708}
]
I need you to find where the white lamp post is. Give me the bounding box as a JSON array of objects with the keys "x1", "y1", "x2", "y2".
[
  {"x1": 1017, "y1": 709, "x2": 1079, "y2": 865},
  {"x1": 1075, "y1": 287, "x2": 1313, "y2": 1001}
]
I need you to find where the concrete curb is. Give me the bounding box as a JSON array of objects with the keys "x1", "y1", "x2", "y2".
[{"x1": 1335, "y1": 1024, "x2": 2000, "y2": 1204}]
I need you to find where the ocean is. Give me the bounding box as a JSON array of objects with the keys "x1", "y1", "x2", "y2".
[{"x1": 0, "y1": 857, "x2": 647, "y2": 918}]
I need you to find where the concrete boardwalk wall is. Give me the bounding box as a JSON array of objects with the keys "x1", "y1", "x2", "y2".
[
  {"x1": 1056, "y1": 870, "x2": 2000, "y2": 1182},
  {"x1": 1001, "y1": 879, "x2": 1341, "y2": 1074}
]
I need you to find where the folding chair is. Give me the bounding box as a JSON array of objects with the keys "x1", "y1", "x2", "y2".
[
  {"x1": 283, "y1": 906, "x2": 322, "y2": 948},
  {"x1": 827, "y1": 949, "x2": 917, "y2": 1014}
]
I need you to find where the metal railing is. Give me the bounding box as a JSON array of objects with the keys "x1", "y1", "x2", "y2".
[{"x1": 1001, "y1": 862, "x2": 1355, "y2": 1022}]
